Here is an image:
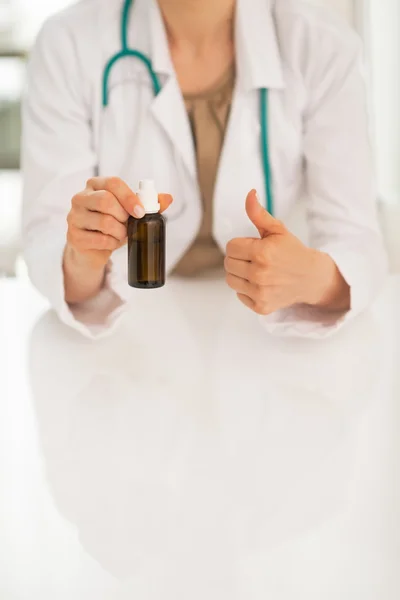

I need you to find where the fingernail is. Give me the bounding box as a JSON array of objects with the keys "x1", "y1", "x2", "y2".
[
  {"x1": 134, "y1": 205, "x2": 145, "y2": 219},
  {"x1": 254, "y1": 190, "x2": 261, "y2": 204}
]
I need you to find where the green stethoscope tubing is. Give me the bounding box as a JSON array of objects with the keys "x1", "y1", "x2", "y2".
[{"x1": 102, "y1": 0, "x2": 274, "y2": 216}]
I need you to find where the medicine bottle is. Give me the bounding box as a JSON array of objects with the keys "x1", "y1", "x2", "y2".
[{"x1": 128, "y1": 180, "x2": 166, "y2": 288}]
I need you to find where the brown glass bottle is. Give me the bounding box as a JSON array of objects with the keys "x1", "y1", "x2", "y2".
[{"x1": 128, "y1": 213, "x2": 166, "y2": 288}]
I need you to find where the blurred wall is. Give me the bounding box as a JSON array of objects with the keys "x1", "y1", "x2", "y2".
[
  {"x1": 370, "y1": 0, "x2": 400, "y2": 204},
  {"x1": 10, "y1": 0, "x2": 74, "y2": 47}
]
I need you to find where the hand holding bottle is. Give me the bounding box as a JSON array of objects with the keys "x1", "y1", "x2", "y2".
[
  {"x1": 66, "y1": 177, "x2": 172, "y2": 269},
  {"x1": 64, "y1": 177, "x2": 172, "y2": 303}
]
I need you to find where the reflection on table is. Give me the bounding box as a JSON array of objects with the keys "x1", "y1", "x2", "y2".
[{"x1": 28, "y1": 275, "x2": 396, "y2": 596}]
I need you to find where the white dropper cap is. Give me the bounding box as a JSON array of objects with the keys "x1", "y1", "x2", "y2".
[{"x1": 137, "y1": 180, "x2": 160, "y2": 214}]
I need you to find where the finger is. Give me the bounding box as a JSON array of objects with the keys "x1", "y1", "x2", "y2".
[
  {"x1": 76, "y1": 190, "x2": 130, "y2": 222},
  {"x1": 159, "y1": 194, "x2": 173, "y2": 213},
  {"x1": 117, "y1": 237, "x2": 128, "y2": 249},
  {"x1": 246, "y1": 189, "x2": 286, "y2": 238},
  {"x1": 237, "y1": 293, "x2": 256, "y2": 311},
  {"x1": 87, "y1": 177, "x2": 144, "y2": 218},
  {"x1": 225, "y1": 256, "x2": 271, "y2": 286},
  {"x1": 226, "y1": 273, "x2": 254, "y2": 296},
  {"x1": 72, "y1": 209, "x2": 127, "y2": 241},
  {"x1": 236, "y1": 292, "x2": 275, "y2": 316},
  {"x1": 68, "y1": 226, "x2": 120, "y2": 252},
  {"x1": 226, "y1": 237, "x2": 259, "y2": 261},
  {"x1": 224, "y1": 256, "x2": 249, "y2": 279}
]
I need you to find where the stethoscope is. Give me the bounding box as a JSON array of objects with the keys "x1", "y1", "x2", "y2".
[{"x1": 102, "y1": 0, "x2": 274, "y2": 215}]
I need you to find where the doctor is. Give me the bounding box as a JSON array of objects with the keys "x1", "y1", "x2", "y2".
[{"x1": 22, "y1": 0, "x2": 387, "y2": 338}]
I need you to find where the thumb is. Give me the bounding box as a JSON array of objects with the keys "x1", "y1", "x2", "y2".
[{"x1": 245, "y1": 189, "x2": 285, "y2": 238}]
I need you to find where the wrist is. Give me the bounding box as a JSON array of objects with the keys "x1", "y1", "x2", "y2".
[
  {"x1": 63, "y1": 244, "x2": 107, "y2": 304},
  {"x1": 64, "y1": 244, "x2": 106, "y2": 274},
  {"x1": 303, "y1": 250, "x2": 350, "y2": 310}
]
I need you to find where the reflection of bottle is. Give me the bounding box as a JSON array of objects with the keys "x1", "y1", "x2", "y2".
[{"x1": 128, "y1": 180, "x2": 166, "y2": 289}]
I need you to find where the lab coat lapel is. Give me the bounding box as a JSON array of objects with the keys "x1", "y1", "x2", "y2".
[
  {"x1": 148, "y1": 0, "x2": 196, "y2": 180},
  {"x1": 235, "y1": 0, "x2": 285, "y2": 91},
  {"x1": 214, "y1": 0, "x2": 286, "y2": 243},
  {"x1": 150, "y1": 80, "x2": 197, "y2": 180}
]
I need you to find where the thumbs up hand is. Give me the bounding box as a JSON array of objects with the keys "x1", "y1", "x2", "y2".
[{"x1": 225, "y1": 190, "x2": 350, "y2": 315}]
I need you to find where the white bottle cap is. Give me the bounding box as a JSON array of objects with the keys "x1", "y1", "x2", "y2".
[{"x1": 137, "y1": 180, "x2": 160, "y2": 214}]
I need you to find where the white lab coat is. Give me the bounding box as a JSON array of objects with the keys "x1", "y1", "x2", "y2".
[{"x1": 22, "y1": 0, "x2": 387, "y2": 338}]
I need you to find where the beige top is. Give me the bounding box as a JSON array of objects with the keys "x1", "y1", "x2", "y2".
[{"x1": 173, "y1": 66, "x2": 235, "y2": 277}]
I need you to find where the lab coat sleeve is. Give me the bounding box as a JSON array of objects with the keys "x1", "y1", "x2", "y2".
[
  {"x1": 22, "y1": 17, "x2": 129, "y2": 338},
  {"x1": 260, "y1": 31, "x2": 388, "y2": 339}
]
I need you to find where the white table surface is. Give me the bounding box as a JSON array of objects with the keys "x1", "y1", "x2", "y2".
[{"x1": 1, "y1": 274, "x2": 399, "y2": 600}]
